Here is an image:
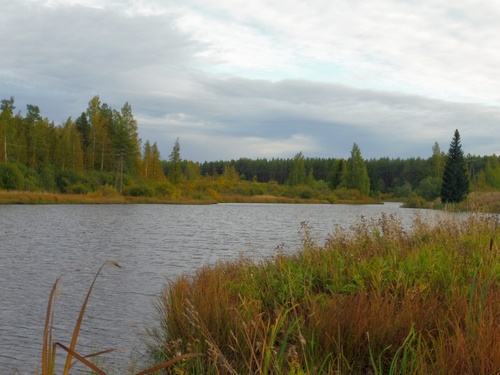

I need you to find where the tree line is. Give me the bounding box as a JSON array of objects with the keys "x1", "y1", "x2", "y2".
[
  {"x1": 196, "y1": 134, "x2": 486, "y2": 203},
  {"x1": 0, "y1": 95, "x2": 494, "y2": 203},
  {"x1": 0, "y1": 96, "x2": 164, "y2": 194}
]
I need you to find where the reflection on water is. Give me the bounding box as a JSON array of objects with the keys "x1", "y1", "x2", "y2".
[{"x1": 0, "y1": 202, "x2": 445, "y2": 373}]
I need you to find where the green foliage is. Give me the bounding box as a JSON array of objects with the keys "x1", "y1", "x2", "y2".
[
  {"x1": 332, "y1": 187, "x2": 365, "y2": 201},
  {"x1": 394, "y1": 181, "x2": 412, "y2": 198},
  {"x1": 55, "y1": 170, "x2": 90, "y2": 193},
  {"x1": 328, "y1": 159, "x2": 345, "y2": 190},
  {"x1": 483, "y1": 155, "x2": 500, "y2": 189},
  {"x1": 430, "y1": 141, "x2": 445, "y2": 178},
  {"x1": 441, "y1": 129, "x2": 470, "y2": 203},
  {"x1": 296, "y1": 185, "x2": 315, "y2": 199},
  {"x1": 416, "y1": 176, "x2": 442, "y2": 201},
  {"x1": 66, "y1": 182, "x2": 90, "y2": 194},
  {"x1": 125, "y1": 184, "x2": 155, "y2": 197},
  {"x1": 403, "y1": 191, "x2": 429, "y2": 208},
  {"x1": 168, "y1": 138, "x2": 183, "y2": 185},
  {"x1": 153, "y1": 181, "x2": 178, "y2": 198},
  {"x1": 37, "y1": 165, "x2": 56, "y2": 191},
  {"x1": 0, "y1": 162, "x2": 24, "y2": 190},
  {"x1": 288, "y1": 152, "x2": 306, "y2": 186},
  {"x1": 342, "y1": 143, "x2": 370, "y2": 195}
]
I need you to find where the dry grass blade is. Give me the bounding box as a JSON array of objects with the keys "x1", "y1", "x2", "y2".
[
  {"x1": 62, "y1": 260, "x2": 121, "y2": 375},
  {"x1": 134, "y1": 353, "x2": 203, "y2": 375},
  {"x1": 68, "y1": 348, "x2": 128, "y2": 371},
  {"x1": 56, "y1": 342, "x2": 107, "y2": 375},
  {"x1": 41, "y1": 269, "x2": 80, "y2": 375}
]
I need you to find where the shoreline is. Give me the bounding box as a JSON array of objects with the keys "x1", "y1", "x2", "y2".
[{"x1": 0, "y1": 190, "x2": 380, "y2": 205}]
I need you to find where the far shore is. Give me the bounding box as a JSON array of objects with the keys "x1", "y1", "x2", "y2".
[
  {"x1": 1, "y1": 190, "x2": 499, "y2": 213},
  {"x1": 0, "y1": 190, "x2": 380, "y2": 205}
]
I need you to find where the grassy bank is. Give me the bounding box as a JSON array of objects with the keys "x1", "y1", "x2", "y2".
[
  {"x1": 0, "y1": 190, "x2": 379, "y2": 205},
  {"x1": 145, "y1": 213, "x2": 500, "y2": 374},
  {"x1": 0, "y1": 191, "x2": 215, "y2": 205}
]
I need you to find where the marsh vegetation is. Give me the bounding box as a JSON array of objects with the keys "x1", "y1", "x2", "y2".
[{"x1": 145, "y1": 213, "x2": 500, "y2": 374}]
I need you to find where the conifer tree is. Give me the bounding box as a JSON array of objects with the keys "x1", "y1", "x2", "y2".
[
  {"x1": 168, "y1": 138, "x2": 182, "y2": 184},
  {"x1": 151, "y1": 142, "x2": 165, "y2": 181},
  {"x1": 440, "y1": 129, "x2": 469, "y2": 203}
]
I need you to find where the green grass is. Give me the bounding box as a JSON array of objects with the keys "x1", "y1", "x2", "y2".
[{"x1": 144, "y1": 212, "x2": 500, "y2": 374}]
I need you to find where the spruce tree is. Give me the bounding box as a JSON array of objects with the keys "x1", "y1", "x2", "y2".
[{"x1": 440, "y1": 129, "x2": 469, "y2": 203}]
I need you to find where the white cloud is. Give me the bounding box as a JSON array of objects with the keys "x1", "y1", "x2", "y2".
[{"x1": 167, "y1": 0, "x2": 500, "y2": 104}]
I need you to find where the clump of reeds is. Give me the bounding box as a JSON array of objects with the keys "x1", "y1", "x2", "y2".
[
  {"x1": 145, "y1": 212, "x2": 500, "y2": 374},
  {"x1": 39, "y1": 260, "x2": 201, "y2": 375}
]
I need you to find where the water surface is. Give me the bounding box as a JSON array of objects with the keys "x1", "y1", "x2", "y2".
[{"x1": 0, "y1": 202, "x2": 443, "y2": 374}]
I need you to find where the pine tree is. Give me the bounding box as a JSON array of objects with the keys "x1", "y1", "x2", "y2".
[{"x1": 440, "y1": 129, "x2": 469, "y2": 203}]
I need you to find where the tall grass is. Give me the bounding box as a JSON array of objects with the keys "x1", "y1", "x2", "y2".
[{"x1": 145, "y1": 212, "x2": 500, "y2": 374}]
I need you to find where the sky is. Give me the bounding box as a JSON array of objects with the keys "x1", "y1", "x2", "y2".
[{"x1": 2, "y1": 0, "x2": 500, "y2": 162}]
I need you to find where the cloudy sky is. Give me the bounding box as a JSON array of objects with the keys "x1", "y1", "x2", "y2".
[{"x1": 2, "y1": 0, "x2": 500, "y2": 162}]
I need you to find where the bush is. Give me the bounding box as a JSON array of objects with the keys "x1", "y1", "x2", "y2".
[
  {"x1": 416, "y1": 176, "x2": 442, "y2": 201},
  {"x1": 154, "y1": 181, "x2": 177, "y2": 197},
  {"x1": 333, "y1": 187, "x2": 363, "y2": 201},
  {"x1": 0, "y1": 162, "x2": 24, "y2": 190},
  {"x1": 394, "y1": 181, "x2": 412, "y2": 198},
  {"x1": 403, "y1": 191, "x2": 428, "y2": 208},
  {"x1": 55, "y1": 170, "x2": 91, "y2": 193},
  {"x1": 37, "y1": 165, "x2": 56, "y2": 191},
  {"x1": 125, "y1": 184, "x2": 154, "y2": 197},
  {"x1": 67, "y1": 182, "x2": 91, "y2": 195},
  {"x1": 299, "y1": 186, "x2": 314, "y2": 199}
]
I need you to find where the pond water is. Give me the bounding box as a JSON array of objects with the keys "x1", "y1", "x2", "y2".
[{"x1": 0, "y1": 202, "x2": 448, "y2": 374}]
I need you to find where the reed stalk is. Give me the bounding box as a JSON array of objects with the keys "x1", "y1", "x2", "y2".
[{"x1": 41, "y1": 260, "x2": 201, "y2": 374}]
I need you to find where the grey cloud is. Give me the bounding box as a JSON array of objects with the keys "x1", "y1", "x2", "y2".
[
  {"x1": 168, "y1": 76, "x2": 500, "y2": 159},
  {"x1": 1, "y1": 2, "x2": 200, "y2": 120},
  {"x1": 2, "y1": 2, "x2": 500, "y2": 162}
]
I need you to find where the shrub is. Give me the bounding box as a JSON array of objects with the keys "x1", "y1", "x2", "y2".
[
  {"x1": 125, "y1": 184, "x2": 154, "y2": 197},
  {"x1": 299, "y1": 186, "x2": 314, "y2": 199},
  {"x1": 417, "y1": 176, "x2": 442, "y2": 201},
  {"x1": 333, "y1": 187, "x2": 363, "y2": 201},
  {"x1": 55, "y1": 170, "x2": 91, "y2": 193},
  {"x1": 37, "y1": 165, "x2": 56, "y2": 191},
  {"x1": 403, "y1": 191, "x2": 428, "y2": 208},
  {"x1": 154, "y1": 181, "x2": 177, "y2": 198},
  {"x1": 393, "y1": 181, "x2": 412, "y2": 198},
  {"x1": 88, "y1": 184, "x2": 121, "y2": 198},
  {"x1": 67, "y1": 182, "x2": 91, "y2": 195},
  {"x1": 0, "y1": 162, "x2": 24, "y2": 190}
]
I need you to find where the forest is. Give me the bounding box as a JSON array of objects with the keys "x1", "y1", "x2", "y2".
[{"x1": 1, "y1": 95, "x2": 499, "y2": 204}]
